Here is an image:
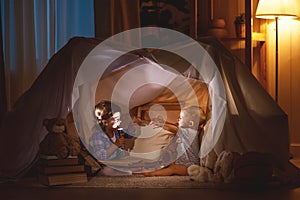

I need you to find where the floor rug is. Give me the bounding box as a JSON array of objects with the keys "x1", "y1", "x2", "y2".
[{"x1": 69, "y1": 175, "x2": 218, "y2": 189}]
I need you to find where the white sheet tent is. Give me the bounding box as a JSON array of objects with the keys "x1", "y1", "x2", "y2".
[{"x1": 0, "y1": 31, "x2": 297, "y2": 180}]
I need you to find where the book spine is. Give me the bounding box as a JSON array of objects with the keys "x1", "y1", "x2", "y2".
[
  {"x1": 38, "y1": 172, "x2": 88, "y2": 186},
  {"x1": 38, "y1": 158, "x2": 80, "y2": 166},
  {"x1": 37, "y1": 165, "x2": 85, "y2": 175}
]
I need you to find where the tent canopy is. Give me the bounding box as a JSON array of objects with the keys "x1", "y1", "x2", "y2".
[{"x1": 0, "y1": 35, "x2": 290, "y2": 179}]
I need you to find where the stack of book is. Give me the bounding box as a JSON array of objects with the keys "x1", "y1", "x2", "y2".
[{"x1": 37, "y1": 155, "x2": 88, "y2": 186}]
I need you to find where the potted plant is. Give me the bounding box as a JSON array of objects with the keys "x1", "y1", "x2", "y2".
[{"x1": 234, "y1": 13, "x2": 246, "y2": 38}]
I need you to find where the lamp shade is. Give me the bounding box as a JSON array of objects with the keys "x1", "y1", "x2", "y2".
[{"x1": 256, "y1": 0, "x2": 299, "y2": 19}]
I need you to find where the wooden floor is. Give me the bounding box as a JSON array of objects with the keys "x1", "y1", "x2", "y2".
[
  {"x1": 291, "y1": 159, "x2": 300, "y2": 168},
  {"x1": 1, "y1": 187, "x2": 300, "y2": 200},
  {"x1": 1, "y1": 158, "x2": 300, "y2": 200}
]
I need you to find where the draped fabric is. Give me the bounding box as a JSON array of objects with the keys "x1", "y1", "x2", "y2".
[
  {"x1": 0, "y1": 36, "x2": 295, "y2": 180},
  {"x1": 94, "y1": 0, "x2": 140, "y2": 39},
  {"x1": 198, "y1": 37, "x2": 289, "y2": 170},
  {"x1": 0, "y1": 37, "x2": 99, "y2": 179},
  {"x1": 0, "y1": 0, "x2": 94, "y2": 110}
]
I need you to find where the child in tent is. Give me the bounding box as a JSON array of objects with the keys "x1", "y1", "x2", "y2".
[
  {"x1": 143, "y1": 105, "x2": 206, "y2": 176},
  {"x1": 89, "y1": 100, "x2": 133, "y2": 176}
]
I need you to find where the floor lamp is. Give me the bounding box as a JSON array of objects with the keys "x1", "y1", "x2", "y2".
[{"x1": 255, "y1": 0, "x2": 298, "y2": 102}]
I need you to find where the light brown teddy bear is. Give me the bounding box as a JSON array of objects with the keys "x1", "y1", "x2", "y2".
[{"x1": 39, "y1": 117, "x2": 81, "y2": 159}]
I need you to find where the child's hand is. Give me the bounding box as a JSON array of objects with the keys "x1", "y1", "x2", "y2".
[
  {"x1": 115, "y1": 137, "x2": 125, "y2": 148},
  {"x1": 124, "y1": 138, "x2": 135, "y2": 151},
  {"x1": 150, "y1": 115, "x2": 165, "y2": 128}
]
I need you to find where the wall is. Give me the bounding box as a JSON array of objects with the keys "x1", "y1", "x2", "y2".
[
  {"x1": 211, "y1": 0, "x2": 300, "y2": 146},
  {"x1": 210, "y1": 0, "x2": 246, "y2": 65},
  {"x1": 264, "y1": 1, "x2": 300, "y2": 146},
  {"x1": 212, "y1": 0, "x2": 244, "y2": 38}
]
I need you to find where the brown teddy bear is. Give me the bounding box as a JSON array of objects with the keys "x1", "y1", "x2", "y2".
[{"x1": 39, "y1": 116, "x2": 81, "y2": 159}]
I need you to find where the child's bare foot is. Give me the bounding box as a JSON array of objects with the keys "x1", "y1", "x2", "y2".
[{"x1": 143, "y1": 167, "x2": 173, "y2": 176}]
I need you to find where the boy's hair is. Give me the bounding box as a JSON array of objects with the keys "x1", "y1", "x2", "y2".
[
  {"x1": 94, "y1": 101, "x2": 121, "y2": 127},
  {"x1": 182, "y1": 106, "x2": 206, "y2": 129}
]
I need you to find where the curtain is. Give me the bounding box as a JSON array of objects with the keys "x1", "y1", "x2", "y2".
[
  {"x1": 0, "y1": 0, "x2": 94, "y2": 110},
  {"x1": 0, "y1": 7, "x2": 5, "y2": 125},
  {"x1": 1, "y1": 0, "x2": 38, "y2": 110},
  {"x1": 55, "y1": 0, "x2": 95, "y2": 51},
  {"x1": 94, "y1": 0, "x2": 140, "y2": 39}
]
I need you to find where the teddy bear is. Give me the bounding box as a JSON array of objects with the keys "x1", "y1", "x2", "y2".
[
  {"x1": 187, "y1": 164, "x2": 214, "y2": 182},
  {"x1": 39, "y1": 117, "x2": 81, "y2": 159},
  {"x1": 212, "y1": 151, "x2": 241, "y2": 183},
  {"x1": 188, "y1": 150, "x2": 241, "y2": 183}
]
